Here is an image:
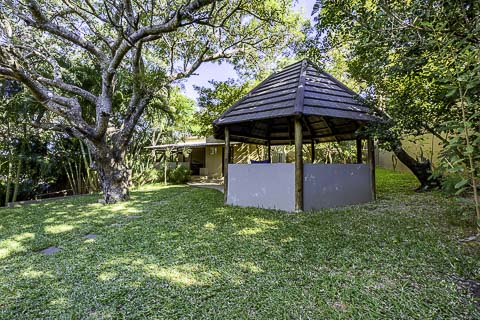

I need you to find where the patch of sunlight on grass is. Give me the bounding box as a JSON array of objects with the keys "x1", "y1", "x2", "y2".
[
  {"x1": 86, "y1": 203, "x2": 103, "y2": 209},
  {"x1": 49, "y1": 298, "x2": 69, "y2": 306},
  {"x1": 84, "y1": 238, "x2": 96, "y2": 244},
  {"x1": 281, "y1": 236, "x2": 295, "y2": 243},
  {"x1": 123, "y1": 207, "x2": 143, "y2": 214},
  {"x1": 204, "y1": 222, "x2": 216, "y2": 230},
  {"x1": 238, "y1": 262, "x2": 264, "y2": 273},
  {"x1": 109, "y1": 204, "x2": 127, "y2": 212},
  {"x1": 0, "y1": 232, "x2": 34, "y2": 259},
  {"x1": 136, "y1": 184, "x2": 175, "y2": 192},
  {"x1": 236, "y1": 218, "x2": 280, "y2": 236},
  {"x1": 45, "y1": 224, "x2": 75, "y2": 234},
  {"x1": 237, "y1": 227, "x2": 265, "y2": 236},
  {"x1": 21, "y1": 268, "x2": 54, "y2": 279},
  {"x1": 214, "y1": 207, "x2": 227, "y2": 215},
  {"x1": 53, "y1": 211, "x2": 68, "y2": 216},
  {"x1": 98, "y1": 271, "x2": 118, "y2": 281},
  {"x1": 144, "y1": 264, "x2": 202, "y2": 286},
  {"x1": 252, "y1": 217, "x2": 279, "y2": 226},
  {"x1": 13, "y1": 232, "x2": 35, "y2": 241},
  {"x1": 103, "y1": 257, "x2": 142, "y2": 267}
]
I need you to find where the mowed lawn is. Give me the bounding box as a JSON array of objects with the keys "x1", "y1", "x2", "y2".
[{"x1": 0, "y1": 169, "x2": 479, "y2": 319}]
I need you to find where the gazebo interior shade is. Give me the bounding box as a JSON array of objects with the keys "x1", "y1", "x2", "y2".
[{"x1": 213, "y1": 59, "x2": 381, "y2": 144}]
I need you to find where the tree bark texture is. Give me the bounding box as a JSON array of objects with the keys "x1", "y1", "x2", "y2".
[
  {"x1": 391, "y1": 141, "x2": 440, "y2": 191},
  {"x1": 93, "y1": 146, "x2": 130, "y2": 204}
]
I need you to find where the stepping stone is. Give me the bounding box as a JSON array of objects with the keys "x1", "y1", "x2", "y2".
[
  {"x1": 40, "y1": 246, "x2": 61, "y2": 255},
  {"x1": 109, "y1": 223, "x2": 124, "y2": 227},
  {"x1": 84, "y1": 234, "x2": 98, "y2": 239},
  {"x1": 126, "y1": 215, "x2": 141, "y2": 219}
]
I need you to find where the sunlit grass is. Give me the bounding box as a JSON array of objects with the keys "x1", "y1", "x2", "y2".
[
  {"x1": 45, "y1": 224, "x2": 75, "y2": 234},
  {"x1": 0, "y1": 232, "x2": 35, "y2": 259},
  {"x1": 0, "y1": 168, "x2": 478, "y2": 318}
]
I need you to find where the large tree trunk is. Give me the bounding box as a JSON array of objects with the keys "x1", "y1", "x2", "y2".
[
  {"x1": 94, "y1": 146, "x2": 130, "y2": 204},
  {"x1": 390, "y1": 140, "x2": 441, "y2": 191}
]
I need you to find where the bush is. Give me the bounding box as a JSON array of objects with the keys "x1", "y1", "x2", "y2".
[
  {"x1": 440, "y1": 173, "x2": 463, "y2": 195},
  {"x1": 168, "y1": 165, "x2": 191, "y2": 184},
  {"x1": 132, "y1": 164, "x2": 191, "y2": 186},
  {"x1": 132, "y1": 167, "x2": 161, "y2": 186}
]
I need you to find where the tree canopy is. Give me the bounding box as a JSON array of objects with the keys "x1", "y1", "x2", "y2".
[
  {"x1": 312, "y1": 0, "x2": 479, "y2": 227},
  {"x1": 0, "y1": 0, "x2": 305, "y2": 203}
]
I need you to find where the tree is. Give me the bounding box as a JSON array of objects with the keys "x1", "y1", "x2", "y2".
[
  {"x1": 128, "y1": 87, "x2": 197, "y2": 186},
  {"x1": 0, "y1": 0, "x2": 303, "y2": 203},
  {"x1": 194, "y1": 79, "x2": 253, "y2": 136},
  {"x1": 312, "y1": 0, "x2": 479, "y2": 230},
  {"x1": 310, "y1": 1, "x2": 477, "y2": 189}
]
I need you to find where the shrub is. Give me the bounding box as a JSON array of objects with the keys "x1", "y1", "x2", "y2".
[
  {"x1": 168, "y1": 165, "x2": 191, "y2": 184},
  {"x1": 132, "y1": 167, "x2": 161, "y2": 186}
]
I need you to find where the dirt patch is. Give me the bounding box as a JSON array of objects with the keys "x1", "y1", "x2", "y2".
[{"x1": 452, "y1": 275, "x2": 480, "y2": 308}]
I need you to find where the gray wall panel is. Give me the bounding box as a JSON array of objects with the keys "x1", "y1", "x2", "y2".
[
  {"x1": 303, "y1": 164, "x2": 372, "y2": 210},
  {"x1": 227, "y1": 164, "x2": 295, "y2": 211},
  {"x1": 227, "y1": 163, "x2": 372, "y2": 212}
]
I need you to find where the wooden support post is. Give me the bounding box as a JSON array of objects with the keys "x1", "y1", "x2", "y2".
[
  {"x1": 356, "y1": 138, "x2": 362, "y2": 164},
  {"x1": 267, "y1": 140, "x2": 271, "y2": 162},
  {"x1": 294, "y1": 117, "x2": 304, "y2": 211},
  {"x1": 367, "y1": 137, "x2": 376, "y2": 200},
  {"x1": 311, "y1": 140, "x2": 315, "y2": 163},
  {"x1": 224, "y1": 127, "x2": 230, "y2": 203}
]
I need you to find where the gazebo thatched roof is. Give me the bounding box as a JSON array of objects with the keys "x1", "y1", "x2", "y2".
[{"x1": 213, "y1": 59, "x2": 381, "y2": 144}]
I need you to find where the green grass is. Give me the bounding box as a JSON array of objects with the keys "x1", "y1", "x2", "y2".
[{"x1": 0, "y1": 168, "x2": 479, "y2": 319}]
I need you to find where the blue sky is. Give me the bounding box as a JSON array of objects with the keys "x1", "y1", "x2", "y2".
[{"x1": 181, "y1": 0, "x2": 316, "y2": 102}]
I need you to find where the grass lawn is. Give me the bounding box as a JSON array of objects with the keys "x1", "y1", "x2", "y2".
[{"x1": 0, "y1": 168, "x2": 479, "y2": 319}]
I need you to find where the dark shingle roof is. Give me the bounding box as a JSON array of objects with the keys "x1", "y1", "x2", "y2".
[{"x1": 213, "y1": 59, "x2": 381, "y2": 144}]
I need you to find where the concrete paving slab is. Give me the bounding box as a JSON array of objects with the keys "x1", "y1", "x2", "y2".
[{"x1": 40, "y1": 246, "x2": 61, "y2": 255}]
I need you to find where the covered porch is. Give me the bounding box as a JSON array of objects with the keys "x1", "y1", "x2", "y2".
[{"x1": 146, "y1": 136, "x2": 227, "y2": 179}]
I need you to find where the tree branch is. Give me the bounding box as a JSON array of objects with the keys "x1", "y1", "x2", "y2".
[
  {"x1": 169, "y1": 48, "x2": 243, "y2": 81},
  {"x1": 36, "y1": 77, "x2": 98, "y2": 105},
  {"x1": 21, "y1": 0, "x2": 107, "y2": 61},
  {"x1": 0, "y1": 64, "x2": 97, "y2": 139},
  {"x1": 109, "y1": 0, "x2": 215, "y2": 71}
]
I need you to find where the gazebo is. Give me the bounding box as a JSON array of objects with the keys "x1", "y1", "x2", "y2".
[{"x1": 213, "y1": 59, "x2": 382, "y2": 211}]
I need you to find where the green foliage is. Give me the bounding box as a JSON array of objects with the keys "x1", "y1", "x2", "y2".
[
  {"x1": 440, "y1": 172, "x2": 470, "y2": 196},
  {"x1": 167, "y1": 165, "x2": 191, "y2": 184},
  {"x1": 131, "y1": 167, "x2": 161, "y2": 187},
  {"x1": 312, "y1": 141, "x2": 358, "y2": 164},
  {"x1": 131, "y1": 162, "x2": 191, "y2": 187},
  {"x1": 126, "y1": 87, "x2": 197, "y2": 187},
  {"x1": 312, "y1": 0, "x2": 479, "y2": 139},
  {"x1": 440, "y1": 113, "x2": 480, "y2": 194},
  {"x1": 194, "y1": 79, "x2": 254, "y2": 136},
  {"x1": 0, "y1": 170, "x2": 478, "y2": 318},
  {"x1": 0, "y1": 82, "x2": 84, "y2": 204},
  {"x1": 313, "y1": 0, "x2": 480, "y2": 226}
]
